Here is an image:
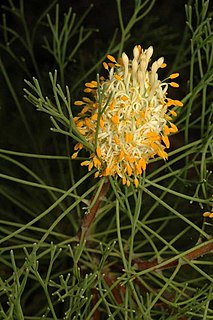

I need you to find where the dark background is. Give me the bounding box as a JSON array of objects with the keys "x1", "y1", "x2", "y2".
[{"x1": 0, "y1": 0, "x2": 187, "y2": 153}]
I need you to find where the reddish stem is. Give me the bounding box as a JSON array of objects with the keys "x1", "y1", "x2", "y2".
[
  {"x1": 103, "y1": 273, "x2": 126, "y2": 304},
  {"x1": 133, "y1": 240, "x2": 213, "y2": 271},
  {"x1": 77, "y1": 178, "x2": 110, "y2": 240},
  {"x1": 91, "y1": 288, "x2": 101, "y2": 320}
]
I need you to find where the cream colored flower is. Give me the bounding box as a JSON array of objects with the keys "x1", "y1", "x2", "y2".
[{"x1": 72, "y1": 45, "x2": 183, "y2": 187}]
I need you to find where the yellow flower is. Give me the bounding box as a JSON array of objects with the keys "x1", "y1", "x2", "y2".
[
  {"x1": 72, "y1": 45, "x2": 183, "y2": 187},
  {"x1": 203, "y1": 212, "x2": 213, "y2": 218}
]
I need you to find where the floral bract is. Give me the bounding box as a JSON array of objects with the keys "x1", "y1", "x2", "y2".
[{"x1": 72, "y1": 45, "x2": 183, "y2": 187}]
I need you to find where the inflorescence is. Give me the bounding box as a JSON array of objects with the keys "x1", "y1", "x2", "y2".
[{"x1": 72, "y1": 45, "x2": 183, "y2": 187}]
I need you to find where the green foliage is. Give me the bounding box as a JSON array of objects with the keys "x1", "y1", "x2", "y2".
[{"x1": 0, "y1": 0, "x2": 213, "y2": 319}]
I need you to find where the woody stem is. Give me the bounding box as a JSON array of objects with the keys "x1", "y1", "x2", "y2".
[
  {"x1": 133, "y1": 240, "x2": 213, "y2": 271},
  {"x1": 77, "y1": 177, "x2": 110, "y2": 240}
]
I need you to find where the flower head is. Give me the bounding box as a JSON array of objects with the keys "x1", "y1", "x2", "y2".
[{"x1": 72, "y1": 45, "x2": 183, "y2": 187}]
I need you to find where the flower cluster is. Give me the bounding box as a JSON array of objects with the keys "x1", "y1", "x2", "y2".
[{"x1": 72, "y1": 45, "x2": 183, "y2": 187}]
